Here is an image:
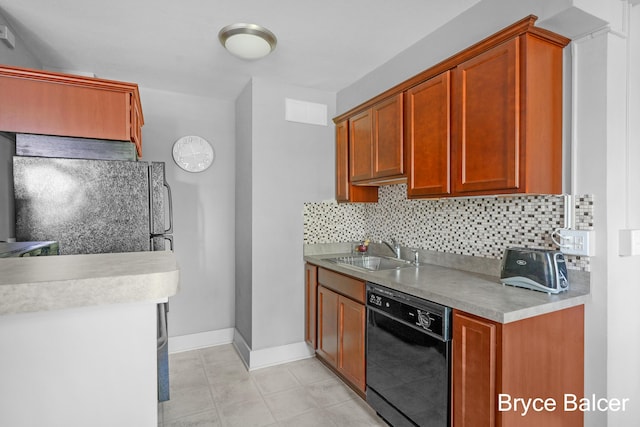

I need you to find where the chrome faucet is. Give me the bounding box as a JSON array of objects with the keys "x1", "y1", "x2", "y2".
[
  {"x1": 410, "y1": 248, "x2": 420, "y2": 266},
  {"x1": 381, "y1": 238, "x2": 401, "y2": 259}
]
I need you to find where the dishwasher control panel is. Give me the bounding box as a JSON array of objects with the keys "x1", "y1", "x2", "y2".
[{"x1": 366, "y1": 283, "x2": 451, "y2": 341}]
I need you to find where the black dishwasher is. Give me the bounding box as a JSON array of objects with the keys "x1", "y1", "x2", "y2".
[{"x1": 366, "y1": 283, "x2": 452, "y2": 427}]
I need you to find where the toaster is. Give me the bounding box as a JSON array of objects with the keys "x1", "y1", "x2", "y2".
[{"x1": 500, "y1": 248, "x2": 569, "y2": 294}]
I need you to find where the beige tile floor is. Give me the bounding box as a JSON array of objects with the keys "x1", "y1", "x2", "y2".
[{"x1": 158, "y1": 344, "x2": 388, "y2": 427}]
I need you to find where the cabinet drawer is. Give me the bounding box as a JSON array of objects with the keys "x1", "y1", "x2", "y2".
[{"x1": 317, "y1": 268, "x2": 365, "y2": 304}]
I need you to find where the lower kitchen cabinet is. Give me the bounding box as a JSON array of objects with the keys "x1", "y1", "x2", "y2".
[
  {"x1": 336, "y1": 294, "x2": 366, "y2": 391},
  {"x1": 317, "y1": 285, "x2": 340, "y2": 365},
  {"x1": 452, "y1": 306, "x2": 584, "y2": 427},
  {"x1": 304, "y1": 263, "x2": 318, "y2": 349},
  {"x1": 452, "y1": 310, "x2": 499, "y2": 426},
  {"x1": 312, "y1": 266, "x2": 366, "y2": 395}
]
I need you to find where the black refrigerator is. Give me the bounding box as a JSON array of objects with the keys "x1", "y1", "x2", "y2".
[{"x1": 13, "y1": 155, "x2": 174, "y2": 402}]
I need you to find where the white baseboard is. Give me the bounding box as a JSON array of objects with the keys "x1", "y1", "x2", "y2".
[
  {"x1": 232, "y1": 330, "x2": 251, "y2": 369},
  {"x1": 249, "y1": 341, "x2": 315, "y2": 370},
  {"x1": 168, "y1": 328, "x2": 235, "y2": 354},
  {"x1": 169, "y1": 328, "x2": 315, "y2": 369},
  {"x1": 232, "y1": 329, "x2": 315, "y2": 371}
]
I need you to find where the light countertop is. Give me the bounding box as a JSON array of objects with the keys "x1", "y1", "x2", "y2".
[
  {"x1": 304, "y1": 252, "x2": 589, "y2": 324},
  {"x1": 0, "y1": 251, "x2": 180, "y2": 315}
]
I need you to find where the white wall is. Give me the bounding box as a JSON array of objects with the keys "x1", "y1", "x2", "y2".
[
  {"x1": 574, "y1": 0, "x2": 627, "y2": 30},
  {"x1": 250, "y1": 78, "x2": 335, "y2": 351},
  {"x1": 605, "y1": 4, "x2": 640, "y2": 425},
  {"x1": 139, "y1": 87, "x2": 236, "y2": 340},
  {"x1": 235, "y1": 82, "x2": 253, "y2": 346},
  {"x1": 572, "y1": 4, "x2": 640, "y2": 425},
  {"x1": 630, "y1": 3, "x2": 640, "y2": 224},
  {"x1": 0, "y1": 12, "x2": 41, "y2": 69},
  {"x1": 572, "y1": 32, "x2": 609, "y2": 427},
  {"x1": 234, "y1": 78, "x2": 335, "y2": 360},
  {"x1": 336, "y1": 0, "x2": 578, "y2": 115}
]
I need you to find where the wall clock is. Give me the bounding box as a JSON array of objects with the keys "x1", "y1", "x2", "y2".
[{"x1": 172, "y1": 136, "x2": 215, "y2": 172}]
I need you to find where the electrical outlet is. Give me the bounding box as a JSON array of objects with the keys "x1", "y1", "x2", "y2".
[
  {"x1": 619, "y1": 229, "x2": 640, "y2": 256},
  {"x1": 558, "y1": 229, "x2": 594, "y2": 256}
]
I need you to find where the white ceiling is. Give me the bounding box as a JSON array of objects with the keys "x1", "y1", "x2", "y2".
[{"x1": 0, "y1": 0, "x2": 479, "y2": 100}]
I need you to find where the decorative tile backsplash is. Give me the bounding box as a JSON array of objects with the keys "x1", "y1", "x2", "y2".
[{"x1": 303, "y1": 184, "x2": 594, "y2": 271}]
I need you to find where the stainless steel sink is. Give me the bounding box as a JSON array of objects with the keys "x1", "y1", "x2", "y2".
[{"x1": 326, "y1": 255, "x2": 415, "y2": 272}]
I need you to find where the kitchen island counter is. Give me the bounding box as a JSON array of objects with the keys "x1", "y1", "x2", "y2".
[
  {"x1": 304, "y1": 251, "x2": 589, "y2": 324},
  {"x1": 0, "y1": 251, "x2": 179, "y2": 427},
  {"x1": 0, "y1": 250, "x2": 179, "y2": 315}
]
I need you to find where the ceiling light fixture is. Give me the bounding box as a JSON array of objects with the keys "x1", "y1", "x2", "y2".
[{"x1": 218, "y1": 23, "x2": 277, "y2": 60}]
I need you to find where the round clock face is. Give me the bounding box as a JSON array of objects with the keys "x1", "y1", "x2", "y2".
[{"x1": 172, "y1": 136, "x2": 215, "y2": 172}]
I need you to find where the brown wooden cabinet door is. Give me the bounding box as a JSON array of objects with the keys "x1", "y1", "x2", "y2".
[
  {"x1": 349, "y1": 94, "x2": 403, "y2": 184},
  {"x1": 349, "y1": 110, "x2": 373, "y2": 182},
  {"x1": 335, "y1": 120, "x2": 350, "y2": 202},
  {"x1": 317, "y1": 285, "x2": 339, "y2": 367},
  {"x1": 405, "y1": 71, "x2": 451, "y2": 197},
  {"x1": 338, "y1": 295, "x2": 366, "y2": 392},
  {"x1": 499, "y1": 306, "x2": 584, "y2": 427},
  {"x1": 0, "y1": 75, "x2": 130, "y2": 141},
  {"x1": 0, "y1": 65, "x2": 143, "y2": 156},
  {"x1": 304, "y1": 264, "x2": 318, "y2": 349},
  {"x1": 335, "y1": 120, "x2": 378, "y2": 203},
  {"x1": 452, "y1": 38, "x2": 519, "y2": 194},
  {"x1": 316, "y1": 268, "x2": 366, "y2": 394},
  {"x1": 372, "y1": 93, "x2": 404, "y2": 179},
  {"x1": 452, "y1": 310, "x2": 499, "y2": 427}
]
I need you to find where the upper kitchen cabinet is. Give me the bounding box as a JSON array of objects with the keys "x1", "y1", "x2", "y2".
[
  {"x1": 335, "y1": 119, "x2": 378, "y2": 203},
  {"x1": 405, "y1": 71, "x2": 452, "y2": 197},
  {"x1": 349, "y1": 109, "x2": 373, "y2": 182},
  {"x1": 335, "y1": 15, "x2": 569, "y2": 200},
  {"x1": 0, "y1": 65, "x2": 144, "y2": 157},
  {"x1": 451, "y1": 30, "x2": 568, "y2": 196},
  {"x1": 451, "y1": 38, "x2": 519, "y2": 195},
  {"x1": 349, "y1": 93, "x2": 405, "y2": 185}
]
